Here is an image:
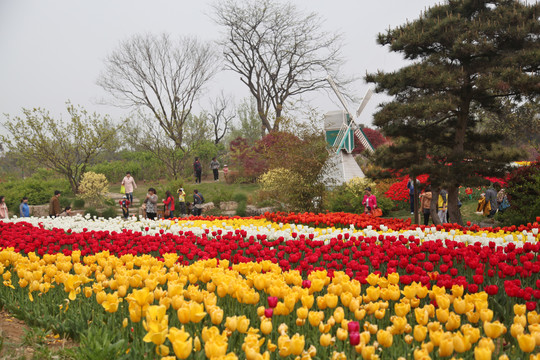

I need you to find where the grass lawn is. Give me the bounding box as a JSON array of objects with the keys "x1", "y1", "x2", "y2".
[{"x1": 109, "y1": 180, "x2": 260, "y2": 207}]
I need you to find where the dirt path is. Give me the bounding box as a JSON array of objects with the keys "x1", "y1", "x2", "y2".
[{"x1": 0, "y1": 310, "x2": 75, "y2": 359}]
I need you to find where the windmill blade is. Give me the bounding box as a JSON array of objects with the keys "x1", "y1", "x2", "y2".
[
  {"x1": 356, "y1": 88, "x2": 373, "y2": 118},
  {"x1": 326, "y1": 76, "x2": 353, "y2": 117}
]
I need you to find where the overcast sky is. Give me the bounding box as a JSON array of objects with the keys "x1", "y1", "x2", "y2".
[{"x1": 0, "y1": 0, "x2": 441, "y2": 128}]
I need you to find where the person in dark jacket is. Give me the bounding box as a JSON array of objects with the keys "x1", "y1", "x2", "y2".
[
  {"x1": 193, "y1": 157, "x2": 202, "y2": 184},
  {"x1": 193, "y1": 189, "x2": 205, "y2": 216}
]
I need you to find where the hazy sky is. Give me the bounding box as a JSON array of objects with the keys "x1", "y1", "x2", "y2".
[{"x1": 0, "y1": 0, "x2": 440, "y2": 128}]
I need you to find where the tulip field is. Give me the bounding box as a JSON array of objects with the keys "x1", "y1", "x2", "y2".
[{"x1": 0, "y1": 213, "x2": 539, "y2": 359}]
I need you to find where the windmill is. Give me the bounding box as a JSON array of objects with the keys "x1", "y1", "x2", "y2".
[{"x1": 321, "y1": 76, "x2": 374, "y2": 185}]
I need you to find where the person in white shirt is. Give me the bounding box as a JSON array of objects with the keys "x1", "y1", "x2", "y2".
[{"x1": 121, "y1": 172, "x2": 137, "y2": 205}]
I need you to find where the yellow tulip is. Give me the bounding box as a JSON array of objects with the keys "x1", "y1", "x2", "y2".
[
  {"x1": 514, "y1": 314, "x2": 527, "y2": 328},
  {"x1": 333, "y1": 307, "x2": 345, "y2": 323},
  {"x1": 510, "y1": 323, "x2": 524, "y2": 338},
  {"x1": 366, "y1": 273, "x2": 380, "y2": 286},
  {"x1": 340, "y1": 292, "x2": 352, "y2": 307},
  {"x1": 320, "y1": 333, "x2": 335, "y2": 347},
  {"x1": 289, "y1": 334, "x2": 305, "y2": 356},
  {"x1": 445, "y1": 312, "x2": 461, "y2": 331},
  {"x1": 474, "y1": 346, "x2": 492, "y2": 360},
  {"x1": 361, "y1": 345, "x2": 375, "y2": 360},
  {"x1": 436, "y1": 308, "x2": 449, "y2": 323},
  {"x1": 376, "y1": 329, "x2": 393, "y2": 348},
  {"x1": 204, "y1": 334, "x2": 228, "y2": 358},
  {"x1": 297, "y1": 307, "x2": 308, "y2": 320},
  {"x1": 374, "y1": 308, "x2": 386, "y2": 319},
  {"x1": 479, "y1": 309, "x2": 493, "y2": 323},
  {"x1": 168, "y1": 326, "x2": 192, "y2": 359},
  {"x1": 514, "y1": 304, "x2": 526, "y2": 316},
  {"x1": 453, "y1": 297, "x2": 467, "y2": 314},
  {"x1": 395, "y1": 302, "x2": 411, "y2": 317},
  {"x1": 325, "y1": 293, "x2": 338, "y2": 308},
  {"x1": 415, "y1": 308, "x2": 429, "y2": 326},
  {"x1": 388, "y1": 272, "x2": 399, "y2": 285},
  {"x1": 366, "y1": 286, "x2": 380, "y2": 302},
  {"x1": 483, "y1": 321, "x2": 506, "y2": 339},
  {"x1": 453, "y1": 331, "x2": 471, "y2": 353},
  {"x1": 438, "y1": 333, "x2": 454, "y2": 357},
  {"x1": 301, "y1": 294, "x2": 314, "y2": 308},
  {"x1": 237, "y1": 316, "x2": 250, "y2": 333},
  {"x1": 391, "y1": 316, "x2": 407, "y2": 335},
  {"x1": 478, "y1": 337, "x2": 495, "y2": 351},
  {"x1": 436, "y1": 294, "x2": 450, "y2": 310},
  {"x1": 527, "y1": 311, "x2": 540, "y2": 325},
  {"x1": 360, "y1": 331, "x2": 371, "y2": 345},
  {"x1": 336, "y1": 328, "x2": 348, "y2": 341},
  {"x1": 308, "y1": 311, "x2": 323, "y2": 327},
  {"x1": 261, "y1": 318, "x2": 272, "y2": 335},
  {"x1": 517, "y1": 333, "x2": 536, "y2": 352},
  {"x1": 451, "y1": 285, "x2": 464, "y2": 298}
]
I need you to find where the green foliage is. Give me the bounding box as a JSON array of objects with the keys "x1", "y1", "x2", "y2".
[
  {"x1": 325, "y1": 178, "x2": 394, "y2": 215},
  {"x1": 232, "y1": 193, "x2": 248, "y2": 203},
  {"x1": 88, "y1": 160, "x2": 142, "y2": 183},
  {"x1": 259, "y1": 168, "x2": 325, "y2": 212},
  {"x1": 212, "y1": 188, "x2": 234, "y2": 207},
  {"x1": 60, "y1": 197, "x2": 72, "y2": 210},
  {"x1": 73, "y1": 199, "x2": 85, "y2": 209},
  {"x1": 366, "y1": 0, "x2": 539, "y2": 224},
  {"x1": 236, "y1": 200, "x2": 247, "y2": 217},
  {"x1": 0, "y1": 170, "x2": 71, "y2": 212},
  {"x1": 75, "y1": 326, "x2": 129, "y2": 360},
  {"x1": 1, "y1": 102, "x2": 124, "y2": 193},
  {"x1": 499, "y1": 162, "x2": 540, "y2": 226},
  {"x1": 84, "y1": 208, "x2": 99, "y2": 218},
  {"x1": 100, "y1": 207, "x2": 117, "y2": 219},
  {"x1": 78, "y1": 172, "x2": 109, "y2": 207}
]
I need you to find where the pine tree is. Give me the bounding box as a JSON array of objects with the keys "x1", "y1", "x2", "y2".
[{"x1": 366, "y1": 0, "x2": 540, "y2": 225}]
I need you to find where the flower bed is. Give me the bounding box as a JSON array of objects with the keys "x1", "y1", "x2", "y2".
[{"x1": 0, "y1": 214, "x2": 539, "y2": 359}]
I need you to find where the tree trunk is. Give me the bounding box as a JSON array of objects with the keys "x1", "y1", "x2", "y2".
[
  {"x1": 413, "y1": 176, "x2": 420, "y2": 225},
  {"x1": 447, "y1": 185, "x2": 463, "y2": 225},
  {"x1": 431, "y1": 188, "x2": 441, "y2": 225}
]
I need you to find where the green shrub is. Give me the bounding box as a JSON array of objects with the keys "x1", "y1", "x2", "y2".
[
  {"x1": 59, "y1": 197, "x2": 71, "y2": 210},
  {"x1": 73, "y1": 199, "x2": 85, "y2": 209},
  {"x1": 0, "y1": 170, "x2": 71, "y2": 212},
  {"x1": 100, "y1": 207, "x2": 117, "y2": 219},
  {"x1": 232, "y1": 193, "x2": 248, "y2": 203},
  {"x1": 499, "y1": 161, "x2": 540, "y2": 226},
  {"x1": 84, "y1": 207, "x2": 99, "y2": 218},
  {"x1": 88, "y1": 160, "x2": 142, "y2": 183},
  {"x1": 212, "y1": 189, "x2": 234, "y2": 207},
  {"x1": 325, "y1": 178, "x2": 394, "y2": 215},
  {"x1": 258, "y1": 168, "x2": 325, "y2": 212},
  {"x1": 236, "y1": 201, "x2": 247, "y2": 217},
  {"x1": 78, "y1": 172, "x2": 109, "y2": 207}
]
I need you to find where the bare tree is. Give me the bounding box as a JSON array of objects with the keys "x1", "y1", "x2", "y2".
[
  {"x1": 125, "y1": 110, "x2": 211, "y2": 179},
  {"x1": 212, "y1": 0, "x2": 350, "y2": 136},
  {"x1": 97, "y1": 33, "x2": 220, "y2": 150},
  {"x1": 207, "y1": 92, "x2": 235, "y2": 144}
]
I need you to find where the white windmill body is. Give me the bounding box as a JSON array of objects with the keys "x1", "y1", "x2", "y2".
[{"x1": 320, "y1": 77, "x2": 374, "y2": 187}]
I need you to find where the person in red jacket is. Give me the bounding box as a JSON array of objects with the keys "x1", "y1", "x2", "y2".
[{"x1": 163, "y1": 190, "x2": 175, "y2": 219}]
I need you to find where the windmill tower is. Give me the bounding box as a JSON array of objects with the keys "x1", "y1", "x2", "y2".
[{"x1": 321, "y1": 76, "x2": 374, "y2": 186}]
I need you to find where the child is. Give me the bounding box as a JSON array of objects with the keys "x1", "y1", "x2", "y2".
[
  {"x1": 177, "y1": 188, "x2": 186, "y2": 216},
  {"x1": 223, "y1": 164, "x2": 229, "y2": 182},
  {"x1": 119, "y1": 195, "x2": 130, "y2": 219}
]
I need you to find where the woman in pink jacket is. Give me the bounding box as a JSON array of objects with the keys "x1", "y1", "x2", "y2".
[{"x1": 362, "y1": 187, "x2": 377, "y2": 215}]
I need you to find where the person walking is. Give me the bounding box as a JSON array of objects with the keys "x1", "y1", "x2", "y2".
[
  {"x1": 177, "y1": 188, "x2": 186, "y2": 216},
  {"x1": 119, "y1": 196, "x2": 130, "y2": 219},
  {"x1": 163, "y1": 190, "x2": 175, "y2": 219},
  {"x1": 193, "y1": 157, "x2": 202, "y2": 183},
  {"x1": 361, "y1": 187, "x2": 378, "y2": 215},
  {"x1": 407, "y1": 178, "x2": 415, "y2": 214},
  {"x1": 485, "y1": 184, "x2": 498, "y2": 219},
  {"x1": 0, "y1": 196, "x2": 8, "y2": 220},
  {"x1": 210, "y1": 157, "x2": 220, "y2": 181},
  {"x1": 19, "y1": 197, "x2": 30, "y2": 218},
  {"x1": 419, "y1": 186, "x2": 432, "y2": 226},
  {"x1": 193, "y1": 189, "x2": 205, "y2": 216},
  {"x1": 49, "y1": 190, "x2": 61, "y2": 218},
  {"x1": 143, "y1": 188, "x2": 158, "y2": 220},
  {"x1": 437, "y1": 187, "x2": 447, "y2": 224},
  {"x1": 121, "y1": 172, "x2": 137, "y2": 206}
]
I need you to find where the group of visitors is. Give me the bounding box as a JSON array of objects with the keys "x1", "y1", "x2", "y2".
[
  {"x1": 0, "y1": 191, "x2": 72, "y2": 219},
  {"x1": 120, "y1": 171, "x2": 206, "y2": 220},
  {"x1": 194, "y1": 157, "x2": 225, "y2": 183},
  {"x1": 476, "y1": 182, "x2": 509, "y2": 218}
]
